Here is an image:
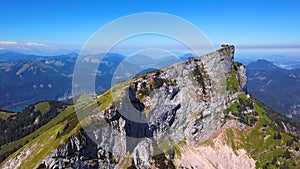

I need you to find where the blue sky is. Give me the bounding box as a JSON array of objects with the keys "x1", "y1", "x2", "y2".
[{"x1": 0, "y1": 0, "x2": 300, "y2": 55}]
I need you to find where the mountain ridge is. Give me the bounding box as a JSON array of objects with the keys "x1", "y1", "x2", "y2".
[
  {"x1": 0, "y1": 51, "x2": 194, "y2": 112},
  {"x1": 247, "y1": 59, "x2": 300, "y2": 122},
  {"x1": 1, "y1": 46, "x2": 300, "y2": 169}
]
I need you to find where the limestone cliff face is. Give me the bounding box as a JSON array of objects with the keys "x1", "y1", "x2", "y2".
[{"x1": 40, "y1": 45, "x2": 251, "y2": 169}]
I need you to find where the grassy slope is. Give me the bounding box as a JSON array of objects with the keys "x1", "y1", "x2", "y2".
[
  {"x1": 0, "y1": 79, "x2": 130, "y2": 168},
  {"x1": 223, "y1": 62, "x2": 300, "y2": 168},
  {"x1": 223, "y1": 100, "x2": 300, "y2": 169},
  {"x1": 0, "y1": 111, "x2": 15, "y2": 120},
  {"x1": 33, "y1": 102, "x2": 50, "y2": 114},
  {"x1": 0, "y1": 106, "x2": 79, "y2": 168}
]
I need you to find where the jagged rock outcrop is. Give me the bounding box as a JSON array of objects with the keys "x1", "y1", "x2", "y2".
[
  {"x1": 42, "y1": 129, "x2": 99, "y2": 169},
  {"x1": 132, "y1": 138, "x2": 154, "y2": 168},
  {"x1": 38, "y1": 45, "x2": 250, "y2": 169},
  {"x1": 235, "y1": 62, "x2": 247, "y2": 93}
]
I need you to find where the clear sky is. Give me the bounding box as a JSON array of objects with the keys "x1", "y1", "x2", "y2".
[{"x1": 0, "y1": 0, "x2": 300, "y2": 54}]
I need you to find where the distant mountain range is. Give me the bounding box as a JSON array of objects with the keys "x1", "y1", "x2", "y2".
[
  {"x1": 0, "y1": 51, "x2": 192, "y2": 111},
  {"x1": 1, "y1": 51, "x2": 300, "y2": 123},
  {"x1": 235, "y1": 54, "x2": 300, "y2": 70},
  {"x1": 0, "y1": 59, "x2": 72, "y2": 111},
  {"x1": 247, "y1": 59, "x2": 300, "y2": 121}
]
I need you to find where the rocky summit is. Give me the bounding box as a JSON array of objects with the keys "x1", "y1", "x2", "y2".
[{"x1": 1, "y1": 45, "x2": 300, "y2": 169}]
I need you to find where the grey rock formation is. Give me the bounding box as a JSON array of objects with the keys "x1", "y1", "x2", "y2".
[
  {"x1": 132, "y1": 138, "x2": 154, "y2": 168},
  {"x1": 236, "y1": 63, "x2": 247, "y2": 93},
  {"x1": 42, "y1": 129, "x2": 99, "y2": 169},
  {"x1": 40, "y1": 45, "x2": 246, "y2": 169}
]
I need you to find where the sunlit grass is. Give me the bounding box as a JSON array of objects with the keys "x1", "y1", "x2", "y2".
[{"x1": 34, "y1": 102, "x2": 50, "y2": 114}]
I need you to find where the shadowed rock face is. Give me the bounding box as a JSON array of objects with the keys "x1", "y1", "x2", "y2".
[{"x1": 39, "y1": 45, "x2": 246, "y2": 169}]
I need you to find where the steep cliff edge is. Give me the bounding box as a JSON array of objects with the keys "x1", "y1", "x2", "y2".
[{"x1": 1, "y1": 46, "x2": 300, "y2": 169}]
